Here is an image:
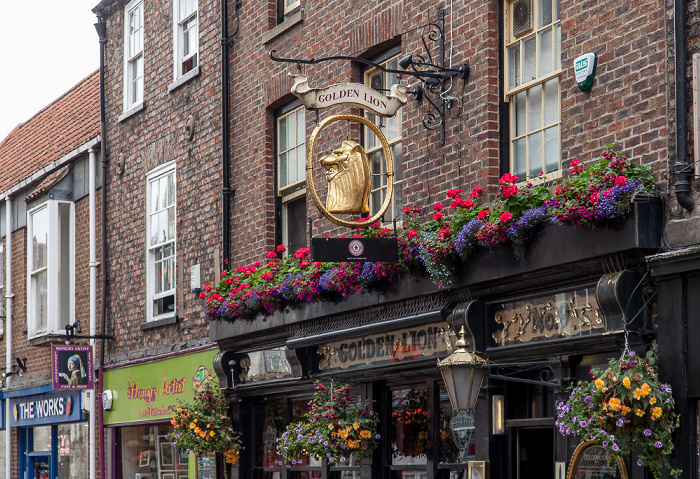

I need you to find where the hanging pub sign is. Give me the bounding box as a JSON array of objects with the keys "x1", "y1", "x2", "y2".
[
  {"x1": 290, "y1": 74, "x2": 408, "y2": 116},
  {"x1": 52, "y1": 345, "x2": 94, "y2": 390},
  {"x1": 289, "y1": 74, "x2": 403, "y2": 261}
]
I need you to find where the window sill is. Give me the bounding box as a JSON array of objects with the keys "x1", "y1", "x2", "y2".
[
  {"x1": 168, "y1": 66, "x2": 201, "y2": 93},
  {"x1": 140, "y1": 314, "x2": 177, "y2": 330},
  {"x1": 118, "y1": 101, "x2": 146, "y2": 123},
  {"x1": 262, "y1": 9, "x2": 304, "y2": 44},
  {"x1": 29, "y1": 333, "x2": 66, "y2": 347}
]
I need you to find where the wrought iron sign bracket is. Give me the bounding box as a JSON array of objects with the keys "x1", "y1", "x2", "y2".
[
  {"x1": 269, "y1": 8, "x2": 469, "y2": 145},
  {"x1": 486, "y1": 359, "x2": 561, "y2": 387}
]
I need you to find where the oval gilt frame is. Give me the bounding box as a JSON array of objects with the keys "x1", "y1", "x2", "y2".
[
  {"x1": 306, "y1": 113, "x2": 394, "y2": 228},
  {"x1": 567, "y1": 441, "x2": 629, "y2": 479}
]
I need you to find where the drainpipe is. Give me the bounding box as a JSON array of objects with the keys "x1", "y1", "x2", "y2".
[
  {"x1": 88, "y1": 146, "x2": 98, "y2": 479},
  {"x1": 674, "y1": 0, "x2": 694, "y2": 210},
  {"x1": 221, "y1": 0, "x2": 231, "y2": 266},
  {"x1": 93, "y1": 13, "x2": 109, "y2": 479},
  {"x1": 4, "y1": 196, "x2": 12, "y2": 479}
]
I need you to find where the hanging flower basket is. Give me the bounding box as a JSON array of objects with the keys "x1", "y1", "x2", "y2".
[
  {"x1": 555, "y1": 342, "x2": 681, "y2": 478},
  {"x1": 168, "y1": 382, "x2": 242, "y2": 464},
  {"x1": 276, "y1": 381, "x2": 379, "y2": 466}
]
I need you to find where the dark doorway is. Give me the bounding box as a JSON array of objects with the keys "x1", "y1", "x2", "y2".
[{"x1": 516, "y1": 427, "x2": 553, "y2": 479}]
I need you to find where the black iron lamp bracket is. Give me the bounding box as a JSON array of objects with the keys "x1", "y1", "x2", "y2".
[{"x1": 269, "y1": 8, "x2": 469, "y2": 145}]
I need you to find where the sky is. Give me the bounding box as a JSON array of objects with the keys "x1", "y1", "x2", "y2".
[{"x1": 0, "y1": 1, "x2": 100, "y2": 141}]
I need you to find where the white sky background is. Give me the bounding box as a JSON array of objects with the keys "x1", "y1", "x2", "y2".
[{"x1": 0, "y1": 0, "x2": 100, "y2": 141}]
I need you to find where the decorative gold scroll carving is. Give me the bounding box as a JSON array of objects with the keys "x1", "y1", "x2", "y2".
[{"x1": 492, "y1": 290, "x2": 605, "y2": 345}]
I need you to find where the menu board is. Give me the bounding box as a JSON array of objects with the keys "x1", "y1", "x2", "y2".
[{"x1": 196, "y1": 455, "x2": 216, "y2": 479}]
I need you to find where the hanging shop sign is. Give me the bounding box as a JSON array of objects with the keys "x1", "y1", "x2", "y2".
[
  {"x1": 103, "y1": 348, "x2": 218, "y2": 425},
  {"x1": 491, "y1": 287, "x2": 605, "y2": 345},
  {"x1": 316, "y1": 322, "x2": 453, "y2": 372},
  {"x1": 568, "y1": 441, "x2": 628, "y2": 479},
  {"x1": 52, "y1": 345, "x2": 94, "y2": 390},
  {"x1": 291, "y1": 74, "x2": 408, "y2": 117},
  {"x1": 10, "y1": 391, "x2": 83, "y2": 427}
]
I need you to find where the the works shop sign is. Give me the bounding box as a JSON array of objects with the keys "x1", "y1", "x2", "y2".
[{"x1": 10, "y1": 391, "x2": 83, "y2": 427}]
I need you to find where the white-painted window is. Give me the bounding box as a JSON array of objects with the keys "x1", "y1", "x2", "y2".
[
  {"x1": 26, "y1": 201, "x2": 75, "y2": 338},
  {"x1": 124, "y1": 0, "x2": 144, "y2": 111},
  {"x1": 0, "y1": 244, "x2": 4, "y2": 318},
  {"x1": 505, "y1": 0, "x2": 561, "y2": 180},
  {"x1": 175, "y1": 0, "x2": 198, "y2": 78},
  {"x1": 146, "y1": 162, "x2": 177, "y2": 321},
  {"x1": 277, "y1": 106, "x2": 306, "y2": 255},
  {"x1": 364, "y1": 54, "x2": 403, "y2": 224}
]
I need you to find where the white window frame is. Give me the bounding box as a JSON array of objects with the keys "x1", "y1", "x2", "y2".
[
  {"x1": 173, "y1": 0, "x2": 198, "y2": 79},
  {"x1": 26, "y1": 201, "x2": 75, "y2": 338},
  {"x1": 282, "y1": 0, "x2": 300, "y2": 17},
  {"x1": 124, "y1": 0, "x2": 145, "y2": 112},
  {"x1": 364, "y1": 54, "x2": 403, "y2": 225},
  {"x1": 504, "y1": 0, "x2": 562, "y2": 180},
  {"x1": 277, "y1": 106, "x2": 306, "y2": 254},
  {"x1": 146, "y1": 161, "x2": 177, "y2": 322}
]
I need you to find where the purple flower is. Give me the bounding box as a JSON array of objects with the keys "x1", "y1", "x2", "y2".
[
  {"x1": 375, "y1": 434, "x2": 381, "y2": 440},
  {"x1": 580, "y1": 420, "x2": 587, "y2": 427},
  {"x1": 602, "y1": 441, "x2": 608, "y2": 447},
  {"x1": 629, "y1": 351, "x2": 636, "y2": 357},
  {"x1": 655, "y1": 441, "x2": 663, "y2": 448},
  {"x1": 644, "y1": 429, "x2": 652, "y2": 437},
  {"x1": 612, "y1": 444, "x2": 619, "y2": 451},
  {"x1": 616, "y1": 418, "x2": 625, "y2": 427},
  {"x1": 584, "y1": 395, "x2": 591, "y2": 404},
  {"x1": 609, "y1": 434, "x2": 615, "y2": 441},
  {"x1": 340, "y1": 457, "x2": 346, "y2": 463},
  {"x1": 637, "y1": 460, "x2": 644, "y2": 466}
]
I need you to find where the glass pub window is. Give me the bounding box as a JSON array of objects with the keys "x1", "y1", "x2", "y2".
[
  {"x1": 505, "y1": 0, "x2": 561, "y2": 180},
  {"x1": 277, "y1": 106, "x2": 307, "y2": 255},
  {"x1": 364, "y1": 55, "x2": 403, "y2": 224}
]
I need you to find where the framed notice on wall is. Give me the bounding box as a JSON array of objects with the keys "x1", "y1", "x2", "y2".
[{"x1": 568, "y1": 441, "x2": 628, "y2": 479}]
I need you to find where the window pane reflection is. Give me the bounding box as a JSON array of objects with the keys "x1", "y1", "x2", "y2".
[{"x1": 391, "y1": 387, "x2": 429, "y2": 465}]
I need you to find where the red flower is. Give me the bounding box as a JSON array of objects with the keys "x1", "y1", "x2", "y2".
[
  {"x1": 447, "y1": 188, "x2": 463, "y2": 198},
  {"x1": 433, "y1": 203, "x2": 444, "y2": 211},
  {"x1": 406, "y1": 229, "x2": 418, "y2": 239},
  {"x1": 499, "y1": 173, "x2": 519, "y2": 184},
  {"x1": 294, "y1": 248, "x2": 311, "y2": 259},
  {"x1": 614, "y1": 176, "x2": 628, "y2": 186},
  {"x1": 502, "y1": 184, "x2": 518, "y2": 198},
  {"x1": 470, "y1": 186, "x2": 482, "y2": 198},
  {"x1": 266, "y1": 251, "x2": 277, "y2": 259},
  {"x1": 433, "y1": 211, "x2": 444, "y2": 220},
  {"x1": 500, "y1": 211, "x2": 513, "y2": 222},
  {"x1": 478, "y1": 210, "x2": 490, "y2": 219},
  {"x1": 261, "y1": 272, "x2": 274, "y2": 281},
  {"x1": 276, "y1": 245, "x2": 286, "y2": 253}
]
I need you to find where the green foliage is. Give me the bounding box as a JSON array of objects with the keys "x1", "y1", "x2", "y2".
[
  {"x1": 168, "y1": 382, "x2": 242, "y2": 464},
  {"x1": 276, "y1": 381, "x2": 379, "y2": 465},
  {"x1": 556, "y1": 342, "x2": 681, "y2": 478}
]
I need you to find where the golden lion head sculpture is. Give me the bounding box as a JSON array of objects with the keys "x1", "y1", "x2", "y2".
[{"x1": 319, "y1": 140, "x2": 371, "y2": 214}]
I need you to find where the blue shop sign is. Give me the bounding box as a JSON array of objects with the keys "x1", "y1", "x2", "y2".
[{"x1": 9, "y1": 391, "x2": 82, "y2": 427}]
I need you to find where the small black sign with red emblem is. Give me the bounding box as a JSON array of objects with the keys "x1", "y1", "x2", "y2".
[{"x1": 312, "y1": 237, "x2": 398, "y2": 262}]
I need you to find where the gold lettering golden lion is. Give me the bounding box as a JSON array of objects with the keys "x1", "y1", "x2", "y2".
[{"x1": 319, "y1": 140, "x2": 371, "y2": 214}]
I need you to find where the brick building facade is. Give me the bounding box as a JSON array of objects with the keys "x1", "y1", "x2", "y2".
[
  {"x1": 0, "y1": 71, "x2": 101, "y2": 479},
  {"x1": 0, "y1": 0, "x2": 696, "y2": 479}
]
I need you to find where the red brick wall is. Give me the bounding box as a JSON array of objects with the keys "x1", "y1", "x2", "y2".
[
  {"x1": 97, "y1": 0, "x2": 675, "y2": 357},
  {"x1": 100, "y1": 0, "x2": 221, "y2": 359}
]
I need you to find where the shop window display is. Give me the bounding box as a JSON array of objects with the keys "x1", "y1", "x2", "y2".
[
  {"x1": 121, "y1": 426, "x2": 188, "y2": 479},
  {"x1": 58, "y1": 423, "x2": 89, "y2": 479}
]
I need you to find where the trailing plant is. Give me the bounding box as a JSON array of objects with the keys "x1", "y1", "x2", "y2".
[
  {"x1": 555, "y1": 342, "x2": 680, "y2": 478},
  {"x1": 276, "y1": 381, "x2": 380, "y2": 466},
  {"x1": 168, "y1": 382, "x2": 242, "y2": 464},
  {"x1": 201, "y1": 146, "x2": 659, "y2": 321}
]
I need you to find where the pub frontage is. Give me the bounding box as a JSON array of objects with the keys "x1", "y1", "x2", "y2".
[{"x1": 210, "y1": 199, "x2": 662, "y2": 479}]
